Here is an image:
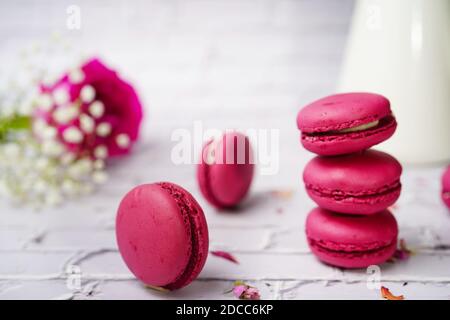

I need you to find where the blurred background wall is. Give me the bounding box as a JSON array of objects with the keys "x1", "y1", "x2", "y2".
[{"x1": 0, "y1": 0, "x2": 356, "y2": 187}]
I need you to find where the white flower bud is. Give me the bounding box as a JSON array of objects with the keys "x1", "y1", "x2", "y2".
[
  {"x1": 68, "y1": 68, "x2": 85, "y2": 84},
  {"x1": 80, "y1": 85, "x2": 95, "y2": 103},
  {"x1": 93, "y1": 159, "x2": 105, "y2": 170},
  {"x1": 62, "y1": 127, "x2": 84, "y2": 144},
  {"x1": 45, "y1": 190, "x2": 62, "y2": 206},
  {"x1": 37, "y1": 93, "x2": 53, "y2": 111},
  {"x1": 3, "y1": 143, "x2": 21, "y2": 158},
  {"x1": 115, "y1": 133, "x2": 131, "y2": 149},
  {"x1": 53, "y1": 87, "x2": 70, "y2": 105},
  {"x1": 79, "y1": 114, "x2": 95, "y2": 134},
  {"x1": 62, "y1": 179, "x2": 77, "y2": 195},
  {"x1": 96, "y1": 122, "x2": 112, "y2": 137},
  {"x1": 53, "y1": 106, "x2": 79, "y2": 124},
  {"x1": 33, "y1": 119, "x2": 48, "y2": 133},
  {"x1": 42, "y1": 141, "x2": 64, "y2": 157},
  {"x1": 92, "y1": 171, "x2": 108, "y2": 184},
  {"x1": 35, "y1": 157, "x2": 49, "y2": 170},
  {"x1": 42, "y1": 126, "x2": 57, "y2": 140},
  {"x1": 32, "y1": 180, "x2": 47, "y2": 193},
  {"x1": 60, "y1": 153, "x2": 76, "y2": 165},
  {"x1": 88, "y1": 101, "x2": 105, "y2": 118},
  {"x1": 94, "y1": 145, "x2": 108, "y2": 159}
]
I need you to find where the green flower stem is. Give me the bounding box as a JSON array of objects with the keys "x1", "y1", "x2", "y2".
[{"x1": 0, "y1": 114, "x2": 31, "y2": 142}]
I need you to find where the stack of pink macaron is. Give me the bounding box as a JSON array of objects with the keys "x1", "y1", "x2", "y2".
[{"x1": 297, "y1": 92, "x2": 402, "y2": 268}]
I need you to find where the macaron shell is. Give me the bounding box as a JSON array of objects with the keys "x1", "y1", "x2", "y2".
[
  {"x1": 306, "y1": 207, "x2": 398, "y2": 268},
  {"x1": 297, "y1": 92, "x2": 391, "y2": 133},
  {"x1": 303, "y1": 150, "x2": 402, "y2": 214},
  {"x1": 197, "y1": 132, "x2": 254, "y2": 208},
  {"x1": 197, "y1": 140, "x2": 226, "y2": 208},
  {"x1": 442, "y1": 166, "x2": 450, "y2": 209},
  {"x1": 116, "y1": 183, "x2": 209, "y2": 289}
]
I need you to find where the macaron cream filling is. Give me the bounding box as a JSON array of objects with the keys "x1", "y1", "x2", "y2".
[
  {"x1": 337, "y1": 120, "x2": 379, "y2": 133},
  {"x1": 302, "y1": 114, "x2": 396, "y2": 138}
]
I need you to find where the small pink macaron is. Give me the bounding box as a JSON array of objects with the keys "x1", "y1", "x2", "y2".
[
  {"x1": 303, "y1": 149, "x2": 402, "y2": 215},
  {"x1": 297, "y1": 92, "x2": 397, "y2": 156},
  {"x1": 197, "y1": 131, "x2": 254, "y2": 209},
  {"x1": 442, "y1": 166, "x2": 450, "y2": 209},
  {"x1": 116, "y1": 182, "x2": 209, "y2": 290},
  {"x1": 306, "y1": 207, "x2": 398, "y2": 268}
]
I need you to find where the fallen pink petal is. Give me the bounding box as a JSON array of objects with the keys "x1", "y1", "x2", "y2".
[
  {"x1": 232, "y1": 285, "x2": 246, "y2": 298},
  {"x1": 230, "y1": 281, "x2": 261, "y2": 300},
  {"x1": 393, "y1": 239, "x2": 413, "y2": 261},
  {"x1": 211, "y1": 251, "x2": 239, "y2": 264}
]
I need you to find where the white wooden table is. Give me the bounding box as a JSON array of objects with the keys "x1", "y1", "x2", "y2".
[{"x1": 0, "y1": 0, "x2": 449, "y2": 300}]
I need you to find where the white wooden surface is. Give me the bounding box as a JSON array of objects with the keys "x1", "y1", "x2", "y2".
[{"x1": 0, "y1": 0, "x2": 449, "y2": 300}]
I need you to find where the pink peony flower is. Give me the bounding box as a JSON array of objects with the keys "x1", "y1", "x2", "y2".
[{"x1": 33, "y1": 58, "x2": 143, "y2": 160}]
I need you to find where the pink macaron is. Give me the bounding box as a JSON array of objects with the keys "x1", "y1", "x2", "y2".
[
  {"x1": 297, "y1": 92, "x2": 397, "y2": 156},
  {"x1": 197, "y1": 131, "x2": 254, "y2": 209},
  {"x1": 306, "y1": 207, "x2": 398, "y2": 268},
  {"x1": 303, "y1": 149, "x2": 402, "y2": 215},
  {"x1": 442, "y1": 166, "x2": 450, "y2": 209},
  {"x1": 116, "y1": 182, "x2": 209, "y2": 290}
]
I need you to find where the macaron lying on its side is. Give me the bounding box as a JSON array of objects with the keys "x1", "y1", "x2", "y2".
[
  {"x1": 116, "y1": 182, "x2": 209, "y2": 290},
  {"x1": 442, "y1": 166, "x2": 450, "y2": 209},
  {"x1": 197, "y1": 132, "x2": 254, "y2": 209},
  {"x1": 306, "y1": 207, "x2": 398, "y2": 268},
  {"x1": 297, "y1": 92, "x2": 397, "y2": 156},
  {"x1": 303, "y1": 149, "x2": 402, "y2": 215}
]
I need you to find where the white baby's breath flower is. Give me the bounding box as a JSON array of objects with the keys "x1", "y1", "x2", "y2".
[
  {"x1": 35, "y1": 157, "x2": 50, "y2": 170},
  {"x1": 53, "y1": 87, "x2": 70, "y2": 105},
  {"x1": 53, "y1": 106, "x2": 79, "y2": 124},
  {"x1": 79, "y1": 114, "x2": 95, "y2": 134},
  {"x1": 96, "y1": 122, "x2": 112, "y2": 137},
  {"x1": 116, "y1": 133, "x2": 130, "y2": 149},
  {"x1": 62, "y1": 179, "x2": 78, "y2": 195},
  {"x1": 80, "y1": 85, "x2": 95, "y2": 103},
  {"x1": 88, "y1": 101, "x2": 104, "y2": 118},
  {"x1": 3, "y1": 143, "x2": 21, "y2": 158},
  {"x1": 42, "y1": 126, "x2": 57, "y2": 140},
  {"x1": 0, "y1": 134, "x2": 109, "y2": 207},
  {"x1": 45, "y1": 189, "x2": 63, "y2": 206},
  {"x1": 93, "y1": 159, "x2": 105, "y2": 170},
  {"x1": 68, "y1": 68, "x2": 85, "y2": 84},
  {"x1": 37, "y1": 94, "x2": 53, "y2": 111},
  {"x1": 62, "y1": 126, "x2": 83, "y2": 143},
  {"x1": 92, "y1": 171, "x2": 108, "y2": 184},
  {"x1": 60, "y1": 152, "x2": 75, "y2": 165},
  {"x1": 94, "y1": 145, "x2": 108, "y2": 159},
  {"x1": 42, "y1": 140, "x2": 64, "y2": 157}
]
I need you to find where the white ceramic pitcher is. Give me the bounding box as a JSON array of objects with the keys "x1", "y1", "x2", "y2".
[{"x1": 338, "y1": 0, "x2": 450, "y2": 164}]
